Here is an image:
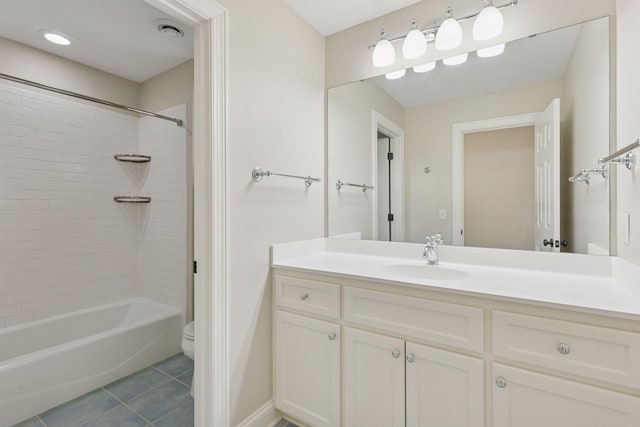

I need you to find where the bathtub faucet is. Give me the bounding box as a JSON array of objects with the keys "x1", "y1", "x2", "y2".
[{"x1": 423, "y1": 233, "x2": 444, "y2": 265}]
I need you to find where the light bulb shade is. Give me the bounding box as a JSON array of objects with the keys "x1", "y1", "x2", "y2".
[
  {"x1": 372, "y1": 38, "x2": 395, "y2": 68},
  {"x1": 413, "y1": 61, "x2": 436, "y2": 73},
  {"x1": 443, "y1": 53, "x2": 468, "y2": 66},
  {"x1": 385, "y1": 69, "x2": 407, "y2": 80},
  {"x1": 477, "y1": 43, "x2": 505, "y2": 58},
  {"x1": 435, "y1": 17, "x2": 462, "y2": 51},
  {"x1": 403, "y1": 28, "x2": 427, "y2": 60},
  {"x1": 472, "y1": 5, "x2": 504, "y2": 41}
]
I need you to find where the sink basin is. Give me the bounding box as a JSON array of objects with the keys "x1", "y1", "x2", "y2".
[{"x1": 383, "y1": 264, "x2": 469, "y2": 281}]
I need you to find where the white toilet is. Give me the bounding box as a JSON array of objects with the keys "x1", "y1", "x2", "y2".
[{"x1": 181, "y1": 321, "x2": 195, "y2": 396}]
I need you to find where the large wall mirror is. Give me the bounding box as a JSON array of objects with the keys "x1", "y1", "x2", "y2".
[{"x1": 328, "y1": 17, "x2": 611, "y2": 255}]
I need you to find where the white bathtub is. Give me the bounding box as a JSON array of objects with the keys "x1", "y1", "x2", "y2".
[{"x1": 0, "y1": 298, "x2": 182, "y2": 426}]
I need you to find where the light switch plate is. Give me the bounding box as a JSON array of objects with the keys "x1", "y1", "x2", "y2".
[
  {"x1": 439, "y1": 208, "x2": 447, "y2": 220},
  {"x1": 621, "y1": 213, "x2": 630, "y2": 245}
]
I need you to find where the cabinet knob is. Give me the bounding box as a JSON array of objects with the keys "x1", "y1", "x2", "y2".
[
  {"x1": 496, "y1": 377, "x2": 507, "y2": 388},
  {"x1": 392, "y1": 350, "x2": 401, "y2": 359},
  {"x1": 406, "y1": 353, "x2": 415, "y2": 363},
  {"x1": 300, "y1": 293, "x2": 309, "y2": 301},
  {"x1": 328, "y1": 332, "x2": 337, "y2": 341},
  {"x1": 557, "y1": 343, "x2": 571, "y2": 355}
]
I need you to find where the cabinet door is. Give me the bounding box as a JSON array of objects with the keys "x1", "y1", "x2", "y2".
[
  {"x1": 275, "y1": 311, "x2": 340, "y2": 427},
  {"x1": 343, "y1": 327, "x2": 405, "y2": 427},
  {"x1": 493, "y1": 364, "x2": 640, "y2": 427},
  {"x1": 406, "y1": 342, "x2": 484, "y2": 427}
]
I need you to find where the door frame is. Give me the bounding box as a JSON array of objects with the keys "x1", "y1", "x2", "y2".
[
  {"x1": 451, "y1": 112, "x2": 539, "y2": 246},
  {"x1": 145, "y1": 1, "x2": 228, "y2": 426},
  {"x1": 372, "y1": 111, "x2": 405, "y2": 241}
]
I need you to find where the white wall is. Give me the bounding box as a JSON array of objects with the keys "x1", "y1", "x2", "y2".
[
  {"x1": 561, "y1": 18, "x2": 610, "y2": 255},
  {"x1": 616, "y1": 0, "x2": 640, "y2": 266},
  {"x1": 325, "y1": 0, "x2": 616, "y2": 87},
  {"x1": 328, "y1": 80, "x2": 404, "y2": 239},
  {"x1": 404, "y1": 80, "x2": 562, "y2": 244},
  {"x1": 138, "y1": 104, "x2": 187, "y2": 322},
  {"x1": 217, "y1": 0, "x2": 326, "y2": 424},
  {"x1": 0, "y1": 83, "x2": 140, "y2": 327}
]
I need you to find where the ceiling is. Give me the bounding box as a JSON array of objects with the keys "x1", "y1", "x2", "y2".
[
  {"x1": 0, "y1": 0, "x2": 194, "y2": 83},
  {"x1": 283, "y1": 0, "x2": 423, "y2": 36},
  {"x1": 372, "y1": 24, "x2": 581, "y2": 108}
]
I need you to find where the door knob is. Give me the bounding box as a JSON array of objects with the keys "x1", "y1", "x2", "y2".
[
  {"x1": 328, "y1": 332, "x2": 337, "y2": 341},
  {"x1": 496, "y1": 377, "x2": 507, "y2": 388},
  {"x1": 392, "y1": 350, "x2": 401, "y2": 358}
]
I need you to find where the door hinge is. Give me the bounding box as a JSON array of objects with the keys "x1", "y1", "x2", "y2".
[
  {"x1": 193, "y1": 260, "x2": 197, "y2": 274},
  {"x1": 388, "y1": 213, "x2": 394, "y2": 222},
  {"x1": 387, "y1": 152, "x2": 394, "y2": 161}
]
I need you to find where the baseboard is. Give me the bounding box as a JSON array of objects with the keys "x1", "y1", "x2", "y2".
[{"x1": 236, "y1": 399, "x2": 282, "y2": 427}]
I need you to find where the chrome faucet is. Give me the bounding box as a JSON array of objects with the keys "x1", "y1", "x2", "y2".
[{"x1": 423, "y1": 233, "x2": 444, "y2": 265}]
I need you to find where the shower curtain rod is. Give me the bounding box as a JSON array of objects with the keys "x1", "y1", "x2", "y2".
[{"x1": 0, "y1": 72, "x2": 183, "y2": 127}]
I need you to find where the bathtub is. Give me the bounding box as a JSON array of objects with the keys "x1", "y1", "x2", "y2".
[{"x1": 0, "y1": 298, "x2": 182, "y2": 426}]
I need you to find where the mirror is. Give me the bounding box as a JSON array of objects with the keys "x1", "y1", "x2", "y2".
[{"x1": 328, "y1": 17, "x2": 611, "y2": 255}]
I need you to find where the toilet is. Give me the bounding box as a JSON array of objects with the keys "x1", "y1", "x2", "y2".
[{"x1": 181, "y1": 321, "x2": 195, "y2": 396}]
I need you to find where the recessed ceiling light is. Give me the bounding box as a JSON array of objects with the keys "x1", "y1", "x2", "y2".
[{"x1": 37, "y1": 29, "x2": 72, "y2": 46}]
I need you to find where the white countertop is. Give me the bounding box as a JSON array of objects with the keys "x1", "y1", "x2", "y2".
[{"x1": 272, "y1": 238, "x2": 640, "y2": 320}]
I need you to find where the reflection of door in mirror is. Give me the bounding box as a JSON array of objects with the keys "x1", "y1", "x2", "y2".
[{"x1": 377, "y1": 133, "x2": 392, "y2": 241}]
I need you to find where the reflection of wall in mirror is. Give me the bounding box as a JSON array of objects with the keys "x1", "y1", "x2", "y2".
[{"x1": 328, "y1": 80, "x2": 404, "y2": 239}]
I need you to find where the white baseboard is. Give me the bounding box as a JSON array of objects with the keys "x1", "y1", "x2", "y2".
[{"x1": 236, "y1": 399, "x2": 282, "y2": 427}]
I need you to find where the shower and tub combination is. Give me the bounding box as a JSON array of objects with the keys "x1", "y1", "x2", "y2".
[{"x1": 0, "y1": 73, "x2": 192, "y2": 424}]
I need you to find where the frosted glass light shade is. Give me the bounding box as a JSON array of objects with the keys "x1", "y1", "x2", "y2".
[
  {"x1": 372, "y1": 32, "x2": 395, "y2": 68},
  {"x1": 443, "y1": 53, "x2": 468, "y2": 66},
  {"x1": 403, "y1": 28, "x2": 427, "y2": 60},
  {"x1": 385, "y1": 69, "x2": 406, "y2": 80},
  {"x1": 435, "y1": 17, "x2": 463, "y2": 51},
  {"x1": 477, "y1": 43, "x2": 505, "y2": 57},
  {"x1": 413, "y1": 61, "x2": 436, "y2": 73},
  {"x1": 473, "y1": 4, "x2": 504, "y2": 41}
]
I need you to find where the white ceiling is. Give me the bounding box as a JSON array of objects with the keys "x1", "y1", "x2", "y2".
[
  {"x1": 0, "y1": 0, "x2": 193, "y2": 83},
  {"x1": 283, "y1": 0, "x2": 424, "y2": 36},
  {"x1": 372, "y1": 24, "x2": 581, "y2": 108}
]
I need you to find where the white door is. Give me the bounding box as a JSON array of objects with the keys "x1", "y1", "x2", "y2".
[
  {"x1": 344, "y1": 327, "x2": 405, "y2": 427},
  {"x1": 275, "y1": 311, "x2": 341, "y2": 427},
  {"x1": 493, "y1": 364, "x2": 640, "y2": 427},
  {"x1": 534, "y1": 98, "x2": 560, "y2": 252},
  {"x1": 406, "y1": 342, "x2": 485, "y2": 427},
  {"x1": 377, "y1": 137, "x2": 391, "y2": 241}
]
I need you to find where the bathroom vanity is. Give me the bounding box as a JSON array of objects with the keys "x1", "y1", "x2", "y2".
[{"x1": 272, "y1": 238, "x2": 640, "y2": 427}]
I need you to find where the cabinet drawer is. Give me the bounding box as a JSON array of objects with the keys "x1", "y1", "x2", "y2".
[
  {"x1": 275, "y1": 274, "x2": 341, "y2": 319},
  {"x1": 492, "y1": 311, "x2": 640, "y2": 388},
  {"x1": 344, "y1": 287, "x2": 484, "y2": 352}
]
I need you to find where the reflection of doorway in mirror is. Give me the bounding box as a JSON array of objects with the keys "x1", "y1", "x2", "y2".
[{"x1": 377, "y1": 132, "x2": 392, "y2": 241}]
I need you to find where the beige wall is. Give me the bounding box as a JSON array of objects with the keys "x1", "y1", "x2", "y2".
[
  {"x1": 616, "y1": 0, "x2": 640, "y2": 267},
  {"x1": 325, "y1": 0, "x2": 616, "y2": 87},
  {"x1": 216, "y1": 0, "x2": 326, "y2": 424},
  {"x1": 0, "y1": 36, "x2": 139, "y2": 107},
  {"x1": 404, "y1": 80, "x2": 562, "y2": 244},
  {"x1": 464, "y1": 127, "x2": 535, "y2": 250},
  {"x1": 328, "y1": 80, "x2": 404, "y2": 239},
  {"x1": 561, "y1": 19, "x2": 610, "y2": 255}
]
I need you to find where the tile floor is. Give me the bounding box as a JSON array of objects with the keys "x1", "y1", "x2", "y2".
[{"x1": 13, "y1": 354, "x2": 194, "y2": 427}]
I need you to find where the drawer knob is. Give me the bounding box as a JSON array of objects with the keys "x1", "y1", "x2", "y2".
[
  {"x1": 328, "y1": 332, "x2": 337, "y2": 341},
  {"x1": 300, "y1": 293, "x2": 309, "y2": 301},
  {"x1": 557, "y1": 343, "x2": 571, "y2": 355},
  {"x1": 392, "y1": 350, "x2": 401, "y2": 359},
  {"x1": 406, "y1": 353, "x2": 415, "y2": 363},
  {"x1": 496, "y1": 377, "x2": 507, "y2": 388}
]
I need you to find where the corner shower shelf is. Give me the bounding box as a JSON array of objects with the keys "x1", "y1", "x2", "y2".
[
  {"x1": 114, "y1": 154, "x2": 151, "y2": 163},
  {"x1": 114, "y1": 196, "x2": 151, "y2": 204}
]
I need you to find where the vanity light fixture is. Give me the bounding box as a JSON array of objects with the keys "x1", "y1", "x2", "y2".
[
  {"x1": 403, "y1": 19, "x2": 428, "y2": 60},
  {"x1": 372, "y1": 30, "x2": 396, "y2": 67},
  {"x1": 38, "y1": 29, "x2": 72, "y2": 46},
  {"x1": 473, "y1": 0, "x2": 505, "y2": 41},
  {"x1": 443, "y1": 53, "x2": 468, "y2": 66},
  {"x1": 477, "y1": 43, "x2": 505, "y2": 57},
  {"x1": 385, "y1": 69, "x2": 407, "y2": 80},
  {"x1": 435, "y1": 7, "x2": 463, "y2": 51},
  {"x1": 413, "y1": 61, "x2": 436, "y2": 73}
]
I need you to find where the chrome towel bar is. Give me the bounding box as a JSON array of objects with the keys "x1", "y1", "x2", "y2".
[
  {"x1": 568, "y1": 166, "x2": 607, "y2": 185},
  {"x1": 598, "y1": 139, "x2": 639, "y2": 170},
  {"x1": 251, "y1": 167, "x2": 321, "y2": 187},
  {"x1": 336, "y1": 180, "x2": 374, "y2": 192}
]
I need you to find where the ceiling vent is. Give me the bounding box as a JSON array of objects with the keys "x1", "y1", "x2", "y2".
[{"x1": 155, "y1": 19, "x2": 184, "y2": 38}]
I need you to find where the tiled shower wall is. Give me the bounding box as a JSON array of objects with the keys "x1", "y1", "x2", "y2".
[{"x1": 0, "y1": 83, "x2": 187, "y2": 327}]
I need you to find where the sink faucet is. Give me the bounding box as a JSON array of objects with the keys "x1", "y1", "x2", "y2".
[{"x1": 423, "y1": 233, "x2": 444, "y2": 265}]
